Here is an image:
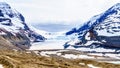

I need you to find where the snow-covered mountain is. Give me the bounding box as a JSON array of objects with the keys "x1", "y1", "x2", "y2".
[
  {"x1": 0, "y1": 2, "x2": 45, "y2": 50},
  {"x1": 65, "y1": 3, "x2": 120, "y2": 48}
]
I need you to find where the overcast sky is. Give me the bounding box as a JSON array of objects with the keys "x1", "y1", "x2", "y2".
[{"x1": 0, "y1": 0, "x2": 120, "y2": 25}]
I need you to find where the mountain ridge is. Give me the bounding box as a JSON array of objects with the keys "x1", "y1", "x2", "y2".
[
  {"x1": 65, "y1": 3, "x2": 120, "y2": 48},
  {"x1": 0, "y1": 2, "x2": 45, "y2": 50}
]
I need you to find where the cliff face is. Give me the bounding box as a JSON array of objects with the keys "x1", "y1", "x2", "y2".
[
  {"x1": 0, "y1": 2, "x2": 45, "y2": 50},
  {"x1": 0, "y1": 33, "x2": 30, "y2": 50}
]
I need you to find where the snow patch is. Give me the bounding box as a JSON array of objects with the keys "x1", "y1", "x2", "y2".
[
  {"x1": 0, "y1": 64, "x2": 3, "y2": 68},
  {"x1": 87, "y1": 64, "x2": 101, "y2": 68},
  {"x1": 62, "y1": 54, "x2": 94, "y2": 59}
]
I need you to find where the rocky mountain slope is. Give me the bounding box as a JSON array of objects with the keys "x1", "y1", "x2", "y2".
[
  {"x1": 65, "y1": 3, "x2": 120, "y2": 48},
  {"x1": 0, "y1": 2, "x2": 45, "y2": 50}
]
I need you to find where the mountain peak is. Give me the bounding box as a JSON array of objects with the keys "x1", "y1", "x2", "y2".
[
  {"x1": 113, "y1": 3, "x2": 120, "y2": 7},
  {"x1": 109, "y1": 3, "x2": 120, "y2": 11},
  {"x1": 0, "y1": 2, "x2": 11, "y2": 8}
]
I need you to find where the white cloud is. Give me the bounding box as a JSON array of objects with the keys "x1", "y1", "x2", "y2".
[{"x1": 0, "y1": 0, "x2": 120, "y2": 24}]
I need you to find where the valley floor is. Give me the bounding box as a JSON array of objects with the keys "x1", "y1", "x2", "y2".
[
  {"x1": 29, "y1": 40, "x2": 120, "y2": 67},
  {"x1": 0, "y1": 49, "x2": 120, "y2": 68}
]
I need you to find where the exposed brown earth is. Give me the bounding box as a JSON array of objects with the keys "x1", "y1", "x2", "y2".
[{"x1": 0, "y1": 50, "x2": 120, "y2": 68}]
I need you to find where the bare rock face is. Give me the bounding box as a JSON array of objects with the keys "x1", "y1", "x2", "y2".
[{"x1": 0, "y1": 2, "x2": 45, "y2": 50}]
